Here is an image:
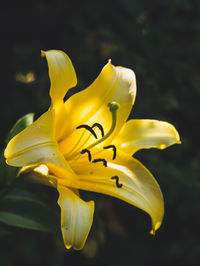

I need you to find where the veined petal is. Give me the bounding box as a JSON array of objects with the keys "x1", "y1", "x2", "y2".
[
  {"x1": 41, "y1": 50, "x2": 77, "y2": 107},
  {"x1": 114, "y1": 119, "x2": 181, "y2": 155},
  {"x1": 58, "y1": 61, "x2": 136, "y2": 154},
  {"x1": 66, "y1": 151, "x2": 164, "y2": 234},
  {"x1": 4, "y1": 110, "x2": 74, "y2": 175},
  {"x1": 57, "y1": 185, "x2": 95, "y2": 250}
]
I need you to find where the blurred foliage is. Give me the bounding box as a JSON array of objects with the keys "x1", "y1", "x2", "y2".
[
  {"x1": 0, "y1": 1, "x2": 200, "y2": 265},
  {"x1": 6, "y1": 113, "x2": 34, "y2": 143}
]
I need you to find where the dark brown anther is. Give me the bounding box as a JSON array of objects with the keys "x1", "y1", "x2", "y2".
[
  {"x1": 103, "y1": 145, "x2": 117, "y2": 160},
  {"x1": 81, "y1": 149, "x2": 92, "y2": 161},
  {"x1": 111, "y1": 176, "x2": 123, "y2": 188},
  {"x1": 76, "y1": 125, "x2": 98, "y2": 139},
  {"x1": 92, "y1": 158, "x2": 107, "y2": 167},
  {"x1": 92, "y1": 123, "x2": 105, "y2": 137}
]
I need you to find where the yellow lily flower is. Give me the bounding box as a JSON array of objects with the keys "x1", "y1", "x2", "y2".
[{"x1": 4, "y1": 50, "x2": 180, "y2": 250}]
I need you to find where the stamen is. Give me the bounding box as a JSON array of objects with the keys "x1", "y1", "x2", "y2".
[
  {"x1": 81, "y1": 149, "x2": 92, "y2": 162},
  {"x1": 111, "y1": 176, "x2": 123, "y2": 188},
  {"x1": 103, "y1": 145, "x2": 117, "y2": 160},
  {"x1": 92, "y1": 158, "x2": 107, "y2": 167},
  {"x1": 76, "y1": 125, "x2": 98, "y2": 139},
  {"x1": 92, "y1": 123, "x2": 104, "y2": 137},
  {"x1": 84, "y1": 101, "x2": 120, "y2": 150}
]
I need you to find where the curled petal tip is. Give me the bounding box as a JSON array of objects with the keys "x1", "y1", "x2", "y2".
[
  {"x1": 150, "y1": 229, "x2": 155, "y2": 236},
  {"x1": 159, "y1": 144, "x2": 167, "y2": 150},
  {"x1": 41, "y1": 50, "x2": 46, "y2": 57},
  {"x1": 150, "y1": 221, "x2": 162, "y2": 235},
  {"x1": 172, "y1": 125, "x2": 181, "y2": 144}
]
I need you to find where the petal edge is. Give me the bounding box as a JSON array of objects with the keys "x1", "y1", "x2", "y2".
[
  {"x1": 41, "y1": 50, "x2": 77, "y2": 107},
  {"x1": 66, "y1": 151, "x2": 164, "y2": 233},
  {"x1": 57, "y1": 185, "x2": 94, "y2": 250},
  {"x1": 114, "y1": 119, "x2": 181, "y2": 155}
]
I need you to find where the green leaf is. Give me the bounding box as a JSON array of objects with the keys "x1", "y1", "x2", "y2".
[
  {"x1": 0, "y1": 188, "x2": 48, "y2": 208},
  {"x1": 6, "y1": 113, "x2": 34, "y2": 143},
  {"x1": 0, "y1": 153, "x2": 19, "y2": 186},
  {"x1": 0, "y1": 113, "x2": 34, "y2": 185},
  {"x1": 0, "y1": 188, "x2": 59, "y2": 233}
]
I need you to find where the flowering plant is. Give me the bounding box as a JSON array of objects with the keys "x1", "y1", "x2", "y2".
[{"x1": 4, "y1": 50, "x2": 180, "y2": 250}]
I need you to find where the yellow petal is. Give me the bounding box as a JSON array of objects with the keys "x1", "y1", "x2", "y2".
[
  {"x1": 58, "y1": 61, "x2": 137, "y2": 155},
  {"x1": 41, "y1": 50, "x2": 77, "y2": 107},
  {"x1": 4, "y1": 110, "x2": 74, "y2": 175},
  {"x1": 19, "y1": 164, "x2": 58, "y2": 187},
  {"x1": 57, "y1": 185, "x2": 95, "y2": 250},
  {"x1": 67, "y1": 151, "x2": 164, "y2": 233},
  {"x1": 114, "y1": 119, "x2": 181, "y2": 155}
]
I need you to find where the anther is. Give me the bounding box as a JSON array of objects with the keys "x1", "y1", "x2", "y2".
[
  {"x1": 83, "y1": 101, "x2": 120, "y2": 151},
  {"x1": 92, "y1": 123, "x2": 104, "y2": 137},
  {"x1": 111, "y1": 176, "x2": 123, "y2": 188},
  {"x1": 103, "y1": 145, "x2": 117, "y2": 160},
  {"x1": 81, "y1": 149, "x2": 92, "y2": 162},
  {"x1": 92, "y1": 159, "x2": 107, "y2": 167},
  {"x1": 76, "y1": 125, "x2": 98, "y2": 139}
]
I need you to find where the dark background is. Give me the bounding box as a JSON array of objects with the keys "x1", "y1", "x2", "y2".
[{"x1": 0, "y1": 1, "x2": 199, "y2": 266}]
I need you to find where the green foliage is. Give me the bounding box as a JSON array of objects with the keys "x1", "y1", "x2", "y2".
[
  {"x1": 0, "y1": 187, "x2": 59, "y2": 233},
  {"x1": 6, "y1": 113, "x2": 34, "y2": 144},
  {"x1": 0, "y1": 111, "x2": 59, "y2": 233},
  {"x1": 0, "y1": 153, "x2": 19, "y2": 185},
  {"x1": 0, "y1": 113, "x2": 34, "y2": 186}
]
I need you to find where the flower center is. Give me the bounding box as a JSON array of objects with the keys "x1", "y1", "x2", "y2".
[
  {"x1": 65, "y1": 101, "x2": 120, "y2": 161},
  {"x1": 67, "y1": 101, "x2": 124, "y2": 190},
  {"x1": 78, "y1": 102, "x2": 119, "y2": 168},
  {"x1": 83, "y1": 101, "x2": 120, "y2": 151}
]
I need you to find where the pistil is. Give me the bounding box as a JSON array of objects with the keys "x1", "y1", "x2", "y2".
[
  {"x1": 67, "y1": 101, "x2": 120, "y2": 160},
  {"x1": 84, "y1": 101, "x2": 120, "y2": 150}
]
